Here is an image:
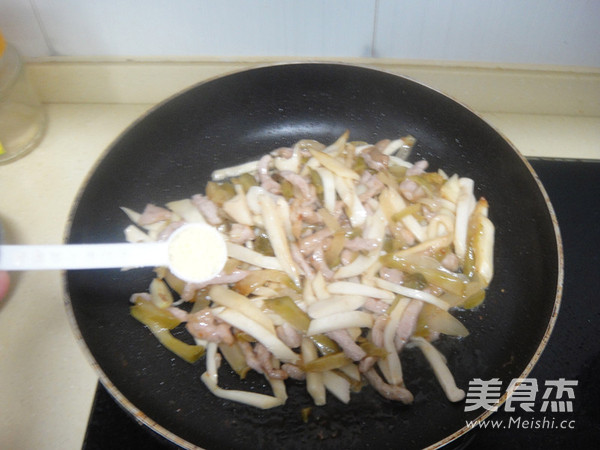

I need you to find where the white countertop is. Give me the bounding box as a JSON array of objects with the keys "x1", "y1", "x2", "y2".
[{"x1": 0, "y1": 59, "x2": 599, "y2": 449}]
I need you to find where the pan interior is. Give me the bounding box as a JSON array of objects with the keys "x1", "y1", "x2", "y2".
[{"x1": 65, "y1": 63, "x2": 560, "y2": 450}]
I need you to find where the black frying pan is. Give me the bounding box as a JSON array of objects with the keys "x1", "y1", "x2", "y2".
[{"x1": 64, "y1": 63, "x2": 562, "y2": 449}]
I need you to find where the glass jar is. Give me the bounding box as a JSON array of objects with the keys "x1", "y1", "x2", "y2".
[{"x1": 0, "y1": 30, "x2": 46, "y2": 164}]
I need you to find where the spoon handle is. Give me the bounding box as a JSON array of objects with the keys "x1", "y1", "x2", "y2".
[{"x1": 0, "y1": 242, "x2": 168, "y2": 271}]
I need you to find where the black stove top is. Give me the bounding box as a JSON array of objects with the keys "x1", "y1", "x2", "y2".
[{"x1": 82, "y1": 158, "x2": 600, "y2": 449}]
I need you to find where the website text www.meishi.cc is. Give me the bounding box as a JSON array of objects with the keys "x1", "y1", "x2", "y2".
[{"x1": 466, "y1": 416, "x2": 576, "y2": 430}]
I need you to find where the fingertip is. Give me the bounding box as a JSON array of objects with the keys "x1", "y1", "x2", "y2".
[{"x1": 0, "y1": 271, "x2": 10, "y2": 300}]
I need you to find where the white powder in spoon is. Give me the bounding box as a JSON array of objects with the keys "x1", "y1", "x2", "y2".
[{"x1": 167, "y1": 223, "x2": 227, "y2": 283}]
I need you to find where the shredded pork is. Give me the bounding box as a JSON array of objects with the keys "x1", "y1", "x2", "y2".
[
  {"x1": 364, "y1": 369, "x2": 414, "y2": 404},
  {"x1": 125, "y1": 131, "x2": 494, "y2": 410},
  {"x1": 186, "y1": 308, "x2": 234, "y2": 345},
  {"x1": 326, "y1": 329, "x2": 367, "y2": 362}
]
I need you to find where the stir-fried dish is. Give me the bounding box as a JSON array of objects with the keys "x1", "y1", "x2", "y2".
[{"x1": 122, "y1": 131, "x2": 495, "y2": 409}]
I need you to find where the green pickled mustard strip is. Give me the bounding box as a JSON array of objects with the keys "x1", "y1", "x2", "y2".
[
  {"x1": 352, "y1": 156, "x2": 367, "y2": 175},
  {"x1": 403, "y1": 272, "x2": 427, "y2": 290},
  {"x1": 231, "y1": 173, "x2": 258, "y2": 192},
  {"x1": 462, "y1": 244, "x2": 477, "y2": 280},
  {"x1": 219, "y1": 342, "x2": 251, "y2": 379},
  {"x1": 382, "y1": 236, "x2": 394, "y2": 253},
  {"x1": 253, "y1": 231, "x2": 275, "y2": 256},
  {"x1": 263, "y1": 296, "x2": 310, "y2": 333},
  {"x1": 379, "y1": 253, "x2": 467, "y2": 296},
  {"x1": 308, "y1": 167, "x2": 324, "y2": 196},
  {"x1": 190, "y1": 289, "x2": 211, "y2": 313},
  {"x1": 324, "y1": 231, "x2": 345, "y2": 267},
  {"x1": 464, "y1": 209, "x2": 486, "y2": 280},
  {"x1": 422, "y1": 171, "x2": 446, "y2": 187},
  {"x1": 309, "y1": 334, "x2": 341, "y2": 355},
  {"x1": 388, "y1": 165, "x2": 407, "y2": 180},
  {"x1": 130, "y1": 296, "x2": 181, "y2": 329},
  {"x1": 235, "y1": 269, "x2": 297, "y2": 296},
  {"x1": 408, "y1": 175, "x2": 435, "y2": 197},
  {"x1": 462, "y1": 288, "x2": 486, "y2": 309},
  {"x1": 391, "y1": 203, "x2": 422, "y2": 222},
  {"x1": 206, "y1": 181, "x2": 236, "y2": 205},
  {"x1": 280, "y1": 179, "x2": 295, "y2": 199},
  {"x1": 301, "y1": 407, "x2": 312, "y2": 423},
  {"x1": 318, "y1": 207, "x2": 341, "y2": 232},
  {"x1": 419, "y1": 267, "x2": 467, "y2": 295},
  {"x1": 147, "y1": 322, "x2": 204, "y2": 363},
  {"x1": 460, "y1": 276, "x2": 487, "y2": 309},
  {"x1": 131, "y1": 301, "x2": 204, "y2": 364},
  {"x1": 358, "y1": 340, "x2": 388, "y2": 359},
  {"x1": 332, "y1": 368, "x2": 364, "y2": 392},
  {"x1": 430, "y1": 246, "x2": 452, "y2": 263},
  {"x1": 344, "y1": 228, "x2": 361, "y2": 240},
  {"x1": 303, "y1": 352, "x2": 352, "y2": 372}
]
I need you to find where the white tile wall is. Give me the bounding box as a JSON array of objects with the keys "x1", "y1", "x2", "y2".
[
  {"x1": 30, "y1": 0, "x2": 377, "y2": 57},
  {"x1": 0, "y1": 0, "x2": 599, "y2": 66},
  {"x1": 373, "y1": 0, "x2": 600, "y2": 67}
]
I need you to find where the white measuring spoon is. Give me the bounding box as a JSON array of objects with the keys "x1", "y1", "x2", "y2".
[{"x1": 0, "y1": 223, "x2": 228, "y2": 283}]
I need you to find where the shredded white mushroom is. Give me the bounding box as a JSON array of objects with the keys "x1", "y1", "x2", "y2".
[
  {"x1": 307, "y1": 295, "x2": 368, "y2": 319},
  {"x1": 410, "y1": 337, "x2": 466, "y2": 402},
  {"x1": 211, "y1": 160, "x2": 260, "y2": 181},
  {"x1": 125, "y1": 132, "x2": 494, "y2": 410},
  {"x1": 202, "y1": 343, "x2": 284, "y2": 409}
]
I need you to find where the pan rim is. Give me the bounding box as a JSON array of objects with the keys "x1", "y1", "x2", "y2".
[{"x1": 62, "y1": 61, "x2": 564, "y2": 450}]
